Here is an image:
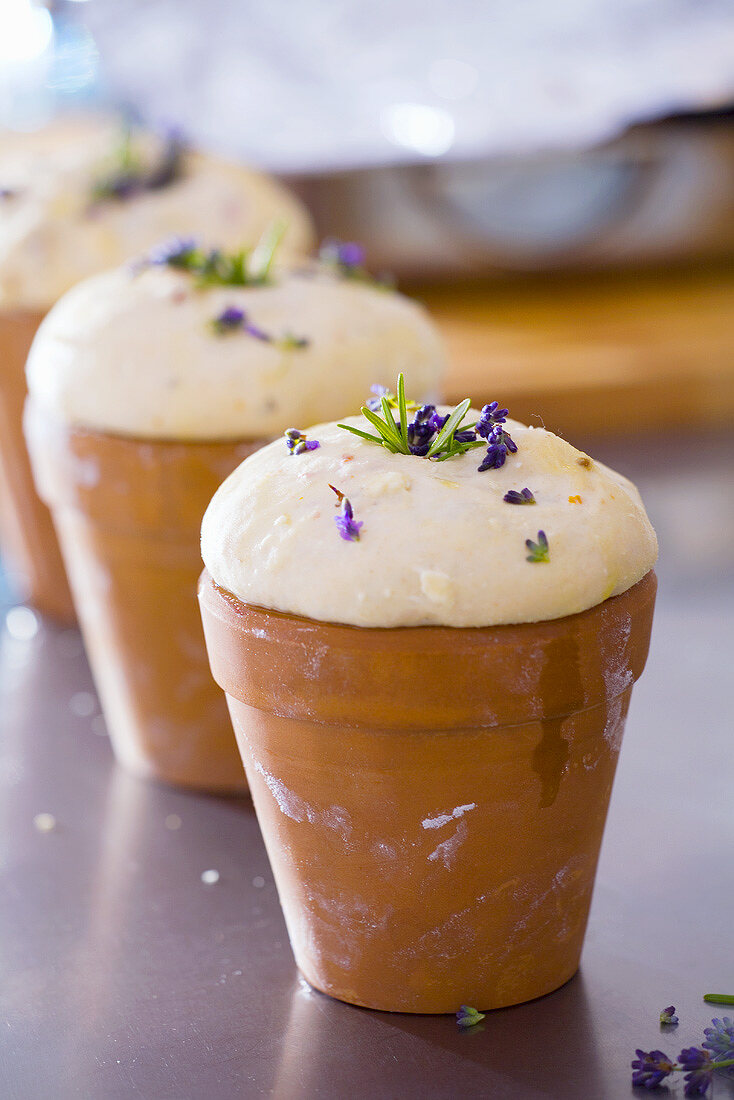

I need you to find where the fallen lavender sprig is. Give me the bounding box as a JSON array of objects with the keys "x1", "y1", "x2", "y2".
[
  {"x1": 456, "y1": 1005, "x2": 485, "y2": 1029},
  {"x1": 504, "y1": 488, "x2": 536, "y2": 505},
  {"x1": 329, "y1": 485, "x2": 362, "y2": 542},
  {"x1": 525, "y1": 530, "x2": 550, "y2": 563},
  {"x1": 210, "y1": 305, "x2": 308, "y2": 350}
]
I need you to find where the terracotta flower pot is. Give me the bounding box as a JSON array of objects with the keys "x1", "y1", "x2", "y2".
[
  {"x1": 0, "y1": 310, "x2": 75, "y2": 621},
  {"x1": 25, "y1": 400, "x2": 262, "y2": 792},
  {"x1": 198, "y1": 568, "x2": 656, "y2": 1013}
]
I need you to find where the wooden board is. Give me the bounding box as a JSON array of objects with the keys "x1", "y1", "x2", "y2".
[{"x1": 415, "y1": 265, "x2": 734, "y2": 436}]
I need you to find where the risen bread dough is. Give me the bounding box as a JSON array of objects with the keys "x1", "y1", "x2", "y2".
[{"x1": 201, "y1": 413, "x2": 658, "y2": 627}]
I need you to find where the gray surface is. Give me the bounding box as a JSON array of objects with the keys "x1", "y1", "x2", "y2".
[{"x1": 0, "y1": 432, "x2": 733, "y2": 1100}]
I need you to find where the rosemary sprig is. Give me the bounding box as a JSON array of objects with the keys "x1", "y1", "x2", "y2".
[
  {"x1": 91, "y1": 127, "x2": 184, "y2": 202},
  {"x1": 338, "y1": 374, "x2": 483, "y2": 463}
]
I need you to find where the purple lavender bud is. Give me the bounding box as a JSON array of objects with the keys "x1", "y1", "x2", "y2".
[
  {"x1": 215, "y1": 306, "x2": 245, "y2": 330},
  {"x1": 475, "y1": 401, "x2": 509, "y2": 438},
  {"x1": 334, "y1": 495, "x2": 362, "y2": 541},
  {"x1": 456, "y1": 1005, "x2": 485, "y2": 1029},
  {"x1": 504, "y1": 487, "x2": 536, "y2": 505},
  {"x1": 366, "y1": 384, "x2": 392, "y2": 411},
  {"x1": 703, "y1": 1016, "x2": 734, "y2": 1058},
  {"x1": 428, "y1": 411, "x2": 450, "y2": 433},
  {"x1": 337, "y1": 241, "x2": 366, "y2": 267},
  {"x1": 284, "y1": 428, "x2": 319, "y2": 455},
  {"x1": 678, "y1": 1047, "x2": 715, "y2": 1096},
  {"x1": 478, "y1": 444, "x2": 507, "y2": 472},
  {"x1": 630, "y1": 1049, "x2": 675, "y2": 1089}
]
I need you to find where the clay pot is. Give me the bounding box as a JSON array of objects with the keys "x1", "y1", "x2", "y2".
[
  {"x1": 198, "y1": 568, "x2": 656, "y2": 1013},
  {"x1": 25, "y1": 400, "x2": 263, "y2": 792},
  {"x1": 0, "y1": 310, "x2": 74, "y2": 621}
]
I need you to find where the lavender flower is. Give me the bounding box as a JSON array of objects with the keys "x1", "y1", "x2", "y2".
[
  {"x1": 212, "y1": 306, "x2": 246, "y2": 333},
  {"x1": 0, "y1": 187, "x2": 18, "y2": 200},
  {"x1": 366, "y1": 384, "x2": 393, "y2": 412},
  {"x1": 630, "y1": 1049, "x2": 675, "y2": 1089},
  {"x1": 320, "y1": 239, "x2": 366, "y2": 272},
  {"x1": 475, "y1": 401, "x2": 509, "y2": 438},
  {"x1": 330, "y1": 485, "x2": 362, "y2": 541},
  {"x1": 335, "y1": 241, "x2": 365, "y2": 267},
  {"x1": 660, "y1": 1006, "x2": 679, "y2": 1027},
  {"x1": 526, "y1": 530, "x2": 550, "y2": 563},
  {"x1": 407, "y1": 405, "x2": 438, "y2": 456},
  {"x1": 679, "y1": 1047, "x2": 715, "y2": 1097},
  {"x1": 504, "y1": 488, "x2": 536, "y2": 505},
  {"x1": 284, "y1": 429, "x2": 319, "y2": 456},
  {"x1": 703, "y1": 1017, "x2": 734, "y2": 1061},
  {"x1": 477, "y1": 425, "x2": 517, "y2": 472},
  {"x1": 456, "y1": 1005, "x2": 485, "y2": 1029}
]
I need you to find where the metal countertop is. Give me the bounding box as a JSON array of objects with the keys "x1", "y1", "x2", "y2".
[{"x1": 1, "y1": 432, "x2": 733, "y2": 1100}]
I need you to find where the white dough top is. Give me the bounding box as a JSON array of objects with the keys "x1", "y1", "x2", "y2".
[
  {"x1": 201, "y1": 413, "x2": 658, "y2": 627},
  {"x1": 26, "y1": 262, "x2": 445, "y2": 440},
  {"x1": 0, "y1": 116, "x2": 313, "y2": 310}
]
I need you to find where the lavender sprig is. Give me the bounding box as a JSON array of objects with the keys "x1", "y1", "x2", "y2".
[
  {"x1": 504, "y1": 487, "x2": 536, "y2": 505},
  {"x1": 660, "y1": 1006, "x2": 679, "y2": 1027},
  {"x1": 477, "y1": 425, "x2": 518, "y2": 471},
  {"x1": 704, "y1": 1017, "x2": 734, "y2": 1067},
  {"x1": 475, "y1": 401, "x2": 508, "y2": 437},
  {"x1": 525, "y1": 530, "x2": 549, "y2": 563},
  {"x1": 284, "y1": 429, "x2": 319, "y2": 456},
  {"x1": 631, "y1": 1049, "x2": 676, "y2": 1090},
  {"x1": 679, "y1": 1048, "x2": 716, "y2": 1097},
  {"x1": 210, "y1": 305, "x2": 307, "y2": 348},
  {"x1": 329, "y1": 485, "x2": 362, "y2": 541},
  {"x1": 456, "y1": 1005, "x2": 485, "y2": 1029}
]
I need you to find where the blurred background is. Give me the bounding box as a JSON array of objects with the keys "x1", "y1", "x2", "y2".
[{"x1": 2, "y1": 0, "x2": 733, "y2": 435}]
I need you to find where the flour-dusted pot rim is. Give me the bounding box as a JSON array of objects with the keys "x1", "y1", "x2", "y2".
[{"x1": 199, "y1": 568, "x2": 656, "y2": 731}]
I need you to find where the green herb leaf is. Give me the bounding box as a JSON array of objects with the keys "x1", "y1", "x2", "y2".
[{"x1": 427, "y1": 398, "x2": 472, "y2": 459}]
